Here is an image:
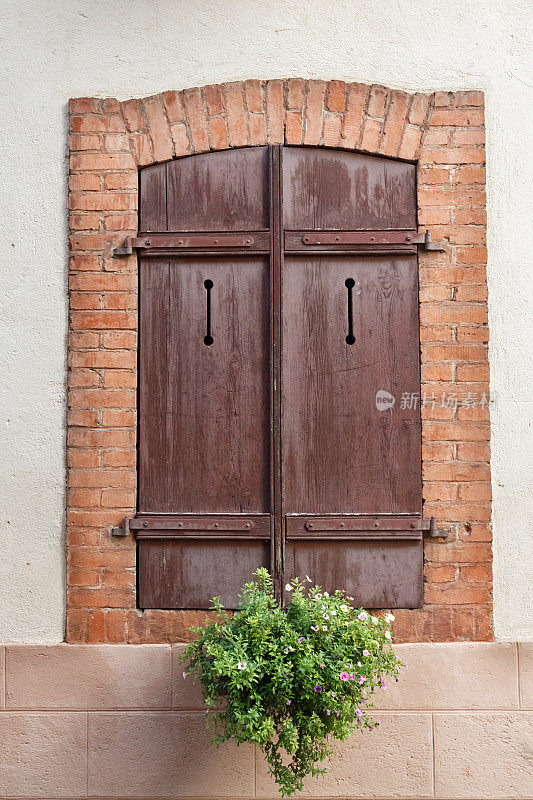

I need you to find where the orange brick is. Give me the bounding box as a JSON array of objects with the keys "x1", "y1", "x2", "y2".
[
  {"x1": 170, "y1": 122, "x2": 191, "y2": 157},
  {"x1": 162, "y1": 90, "x2": 185, "y2": 123},
  {"x1": 248, "y1": 113, "x2": 267, "y2": 146},
  {"x1": 425, "y1": 583, "x2": 491, "y2": 605},
  {"x1": 69, "y1": 192, "x2": 137, "y2": 212},
  {"x1": 183, "y1": 88, "x2": 210, "y2": 153},
  {"x1": 104, "y1": 172, "x2": 137, "y2": 190},
  {"x1": 327, "y1": 80, "x2": 346, "y2": 112},
  {"x1": 69, "y1": 212, "x2": 100, "y2": 231},
  {"x1": 130, "y1": 131, "x2": 153, "y2": 166},
  {"x1": 69, "y1": 388, "x2": 135, "y2": 409},
  {"x1": 398, "y1": 125, "x2": 422, "y2": 159},
  {"x1": 459, "y1": 482, "x2": 492, "y2": 501},
  {"x1": 457, "y1": 442, "x2": 490, "y2": 461},
  {"x1": 101, "y1": 488, "x2": 136, "y2": 508},
  {"x1": 121, "y1": 99, "x2": 144, "y2": 132},
  {"x1": 204, "y1": 84, "x2": 224, "y2": 116},
  {"x1": 102, "y1": 449, "x2": 136, "y2": 467},
  {"x1": 285, "y1": 112, "x2": 303, "y2": 145},
  {"x1": 303, "y1": 80, "x2": 326, "y2": 145},
  {"x1": 69, "y1": 133, "x2": 101, "y2": 151},
  {"x1": 101, "y1": 409, "x2": 135, "y2": 427},
  {"x1": 379, "y1": 90, "x2": 408, "y2": 156},
  {"x1": 430, "y1": 108, "x2": 484, "y2": 127},
  {"x1": 103, "y1": 370, "x2": 136, "y2": 389},
  {"x1": 104, "y1": 213, "x2": 137, "y2": 231},
  {"x1": 287, "y1": 78, "x2": 305, "y2": 110},
  {"x1": 143, "y1": 97, "x2": 173, "y2": 161},
  {"x1": 70, "y1": 173, "x2": 101, "y2": 191},
  {"x1": 71, "y1": 153, "x2": 135, "y2": 171},
  {"x1": 71, "y1": 310, "x2": 136, "y2": 330},
  {"x1": 367, "y1": 85, "x2": 388, "y2": 118},
  {"x1": 424, "y1": 564, "x2": 456, "y2": 583},
  {"x1": 323, "y1": 114, "x2": 341, "y2": 147},
  {"x1": 70, "y1": 348, "x2": 135, "y2": 369},
  {"x1": 105, "y1": 609, "x2": 128, "y2": 643},
  {"x1": 409, "y1": 93, "x2": 430, "y2": 125},
  {"x1": 67, "y1": 408, "x2": 99, "y2": 427},
  {"x1": 208, "y1": 116, "x2": 228, "y2": 150},
  {"x1": 70, "y1": 97, "x2": 102, "y2": 114},
  {"x1": 340, "y1": 82, "x2": 367, "y2": 148},
  {"x1": 244, "y1": 79, "x2": 263, "y2": 112},
  {"x1": 265, "y1": 80, "x2": 284, "y2": 144},
  {"x1": 101, "y1": 330, "x2": 137, "y2": 349}
]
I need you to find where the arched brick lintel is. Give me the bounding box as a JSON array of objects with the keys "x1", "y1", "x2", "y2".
[{"x1": 67, "y1": 80, "x2": 490, "y2": 644}]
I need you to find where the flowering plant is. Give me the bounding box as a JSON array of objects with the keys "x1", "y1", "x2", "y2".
[{"x1": 180, "y1": 569, "x2": 403, "y2": 796}]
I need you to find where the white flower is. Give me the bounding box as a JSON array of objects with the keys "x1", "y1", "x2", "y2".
[
  {"x1": 330, "y1": 609, "x2": 336, "y2": 615},
  {"x1": 284, "y1": 648, "x2": 289, "y2": 654},
  {"x1": 316, "y1": 593, "x2": 322, "y2": 599},
  {"x1": 324, "y1": 592, "x2": 329, "y2": 597},
  {"x1": 237, "y1": 662, "x2": 246, "y2": 670},
  {"x1": 340, "y1": 604, "x2": 349, "y2": 613},
  {"x1": 385, "y1": 613, "x2": 395, "y2": 623},
  {"x1": 305, "y1": 575, "x2": 312, "y2": 583},
  {"x1": 322, "y1": 626, "x2": 328, "y2": 631},
  {"x1": 371, "y1": 616, "x2": 378, "y2": 624},
  {"x1": 285, "y1": 583, "x2": 292, "y2": 591},
  {"x1": 347, "y1": 596, "x2": 354, "y2": 601},
  {"x1": 384, "y1": 631, "x2": 392, "y2": 640},
  {"x1": 311, "y1": 625, "x2": 319, "y2": 631},
  {"x1": 362, "y1": 649, "x2": 370, "y2": 657},
  {"x1": 323, "y1": 613, "x2": 329, "y2": 620},
  {"x1": 357, "y1": 661, "x2": 362, "y2": 667},
  {"x1": 358, "y1": 612, "x2": 368, "y2": 621}
]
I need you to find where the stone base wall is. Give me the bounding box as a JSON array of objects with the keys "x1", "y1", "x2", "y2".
[{"x1": 0, "y1": 642, "x2": 531, "y2": 798}]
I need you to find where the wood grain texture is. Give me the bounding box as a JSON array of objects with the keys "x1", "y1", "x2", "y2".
[
  {"x1": 166, "y1": 147, "x2": 269, "y2": 231},
  {"x1": 282, "y1": 147, "x2": 417, "y2": 231}
]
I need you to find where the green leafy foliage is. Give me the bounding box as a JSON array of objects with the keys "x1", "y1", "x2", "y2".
[{"x1": 180, "y1": 569, "x2": 403, "y2": 796}]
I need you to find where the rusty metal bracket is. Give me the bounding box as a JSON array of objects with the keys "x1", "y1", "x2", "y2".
[
  {"x1": 110, "y1": 517, "x2": 131, "y2": 537},
  {"x1": 406, "y1": 230, "x2": 446, "y2": 252},
  {"x1": 113, "y1": 232, "x2": 264, "y2": 256},
  {"x1": 423, "y1": 516, "x2": 448, "y2": 539}
]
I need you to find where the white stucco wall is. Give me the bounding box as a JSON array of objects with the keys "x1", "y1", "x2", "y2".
[{"x1": 0, "y1": 0, "x2": 531, "y2": 641}]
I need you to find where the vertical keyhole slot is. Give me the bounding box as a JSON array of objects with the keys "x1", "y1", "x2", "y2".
[
  {"x1": 204, "y1": 279, "x2": 214, "y2": 346},
  {"x1": 345, "y1": 278, "x2": 355, "y2": 345}
]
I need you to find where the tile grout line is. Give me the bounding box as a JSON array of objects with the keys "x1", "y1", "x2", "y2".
[
  {"x1": 516, "y1": 642, "x2": 522, "y2": 709},
  {"x1": 431, "y1": 711, "x2": 436, "y2": 798},
  {"x1": 3, "y1": 646, "x2": 6, "y2": 709},
  {"x1": 86, "y1": 709, "x2": 89, "y2": 798}
]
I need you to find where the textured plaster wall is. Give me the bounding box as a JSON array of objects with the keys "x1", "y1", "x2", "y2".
[{"x1": 0, "y1": 0, "x2": 531, "y2": 641}]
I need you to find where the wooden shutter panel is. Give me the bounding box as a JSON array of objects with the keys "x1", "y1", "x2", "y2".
[
  {"x1": 281, "y1": 148, "x2": 423, "y2": 608},
  {"x1": 137, "y1": 149, "x2": 271, "y2": 609}
]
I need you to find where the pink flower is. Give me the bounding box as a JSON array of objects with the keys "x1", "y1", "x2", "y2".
[
  {"x1": 349, "y1": 673, "x2": 355, "y2": 680},
  {"x1": 340, "y1": 671, "x2": 350, "y2": 681},
  {"x1": 182, "y1": 671, "x2": 187, "y2": 679},
  {"x1": 326, "y1": 709, "x2": 331, "y2": 715},
  {"x1": 320, "y1": 663, "x2": 325, "y2": 669},
  {"x1": 377, "y1": 720, "x2": 381, "y2": 727},
  {"x1": 380, "y1": 679, "x2": 387, "y2": 689},
  {"x1": 298, "y1": 636, "x2": 305, "y2": 643},
  {"x1": 362, "y1": 649, "x2": 370, "y2": 657},
  {"x1": 358, "y1": 675, "x2": 366, "y2": 685},
  {"x1": 355, "y1": 708, "x2": 363, "y2": 718}
]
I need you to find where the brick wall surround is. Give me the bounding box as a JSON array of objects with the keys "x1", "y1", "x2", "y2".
[{"x1": 67, "y1": 80, "x2": 490, "y2": 644}]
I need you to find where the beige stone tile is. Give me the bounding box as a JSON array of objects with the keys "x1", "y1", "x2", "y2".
[
  {"x1": 88, "y1": 711, "x2": 254, "y2": 797},
  {"x1": 0, "y1": 645, "x2": 4, "y2": 708},
  {"x1": 372, "y1": 642, "x2": 519, "y2": 710},
  {"x1": 0, "y1": 712, "x2": 87, "y2": 797},
  {"x1": 171, "y1": 644, "x2": 206, "y2": 709},
  {"x1": 255, "y1": 712, "x2": 433, "y2": 798},
  {"x1": 434, "y1": 711, "x2": 533, "y2": 798},
  {"x1": 6, "y1": 644, "x2": 171, "y2": 709},
  {"x1": 519, "y1": 642, "x2": 533, "y2": 708}
]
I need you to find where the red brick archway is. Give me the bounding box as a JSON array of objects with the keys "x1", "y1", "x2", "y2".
[{"x1": 67, "y1": 79, "x2": 490, "y2": 643}]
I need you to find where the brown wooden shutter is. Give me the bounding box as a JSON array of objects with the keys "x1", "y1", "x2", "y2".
[
  {"x1": 281, "y1": 148, "x2": 423, "y2": 608},
  {"x1": 137, "y1": 149, "x2": 272, "y2": 608},
  {"x1": 135, "y1": 145, "x2": 424, "y2": 610}
]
